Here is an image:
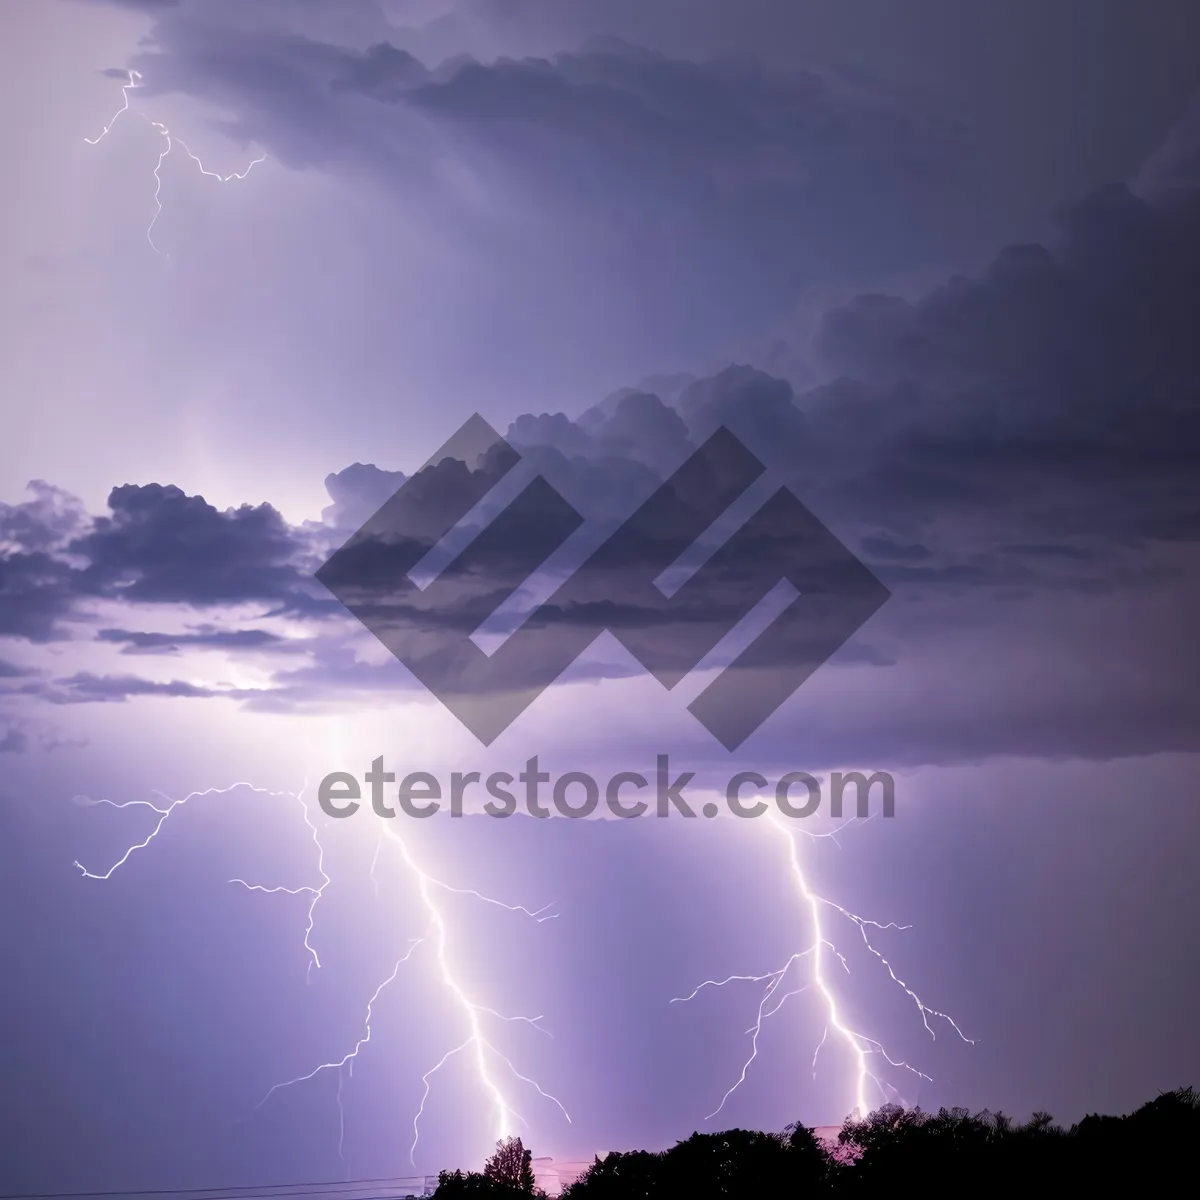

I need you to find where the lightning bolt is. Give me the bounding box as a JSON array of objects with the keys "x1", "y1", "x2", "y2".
[
  {"x1": 378, "y1": 822, "x2": 570, "y2": 1167},
  {"x1": 74, "y1": 778, "x2": 570, "y2": 1173},
  {"x1": 673, "y1": 811, "x2": 973, "y2": 1123},
  {"x1": 83, "y1": 68, "x2": 141, "y2": 144},
  {"x1": 84, "y1": 69, "x2": 265, "y2": 257},
  {"x1": 255, "y1": 937, "x2": 425, "y2": 1174},
  {"x1": 72, "y1": 782, "x2": 298, "y2": 880}
]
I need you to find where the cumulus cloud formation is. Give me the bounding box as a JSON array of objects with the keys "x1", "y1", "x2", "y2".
[
  {"x1": 322, "y1": 462, "x2": 406, "y2": 532},
  {"x1": 806, "y1": 185, "x2": 1200, "y2": 555},
  {"x1": 73, "y1": 484, "x2": 316, "y2": 607},
  {"x1": 0, "y1": 481, "x2": 333, "y2": 648},
  {"x1": 0, "y1": 483, "x2": 93, "y2": 642}
]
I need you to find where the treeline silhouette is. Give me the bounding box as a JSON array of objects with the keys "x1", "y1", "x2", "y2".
[{"x1": 434, "y1": 1086, "x2": 1198, "y2": 1197}]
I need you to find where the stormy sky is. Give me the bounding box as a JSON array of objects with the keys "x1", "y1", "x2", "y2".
[{"x1": 2, "y1": 0, "x2": 1199, "y2": 1194}]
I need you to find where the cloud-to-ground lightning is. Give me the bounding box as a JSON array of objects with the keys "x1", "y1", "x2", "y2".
[
  {"x1": 85, "y1": 69, "x2": 265, "y2": 257},
  {"x1": 74, "y1": 779, "x2": 570, "y2": 1173},
  {"x1": 379, "y1": 822, "x2": 571, "y2": 1166},
  {"x1": 673, "y1": 811, "x2": 974, "y2": 1123}
]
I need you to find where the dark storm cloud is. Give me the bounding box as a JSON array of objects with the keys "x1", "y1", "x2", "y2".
[
  {"x1": 28, "y1": 673, "x2": 269, "y2": 704},
  {"x1": 0, "y1": 481, "x2": 333, "y2": 641},
  {"x1": 492, "y1": 144, "x2": 1200, "y2": 583},
  {"x1": 0, "y1": 551, "x2": 78, "y2": 642},
  {"x1": 0, "y1": 483, "x2": 91, "y2": 642},
  {"x1": 79, "y1": 0, "x2": 405, "y2": 46},
  {"x1": 4, "y1": 142, "x2": 1198, "y2": 755},
  {"x1": 304, "y1": 119, "x2": 1200, "y2": 760},
  {"x1": 801, "y1": 184, "x2": 1200, "y2": 556},
  {"x1": 0, "y1": 481, "x2": 89, "y2": 552},
  {"x1": 321, "y1": 463, "x2": 406, "y2": 532},
  {"x1": 110, "y1": 16, "x2": 976, "y2": 338},
  {"x1": 394, "y1": 37, "x2": 968, "y2": 248},
  {"x1": 71, "y1": 484, "x2": 312, "y2": 606},
  {"x1": 95, "y1": 627, "x2": 290, "y2": 653}
]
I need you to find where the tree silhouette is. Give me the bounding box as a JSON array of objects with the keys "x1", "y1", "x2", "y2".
[
  {"x1": 659, "y1": 1129, "x2": 794, "y2": 1197},
  {"x1": 562, "y1": 1149, "x2": 663, "y2": 1198},
  {"x1": 432, "y1": 1136, "x2": 538, "y2": 1199},
  {"x1": 484, "y1": 1136, "x2": 536, "y2": 1195},
  {"x1": 783, "y1": 1118, "x2": 834, "y2": 1183},
  {"x1": 566, "y1": 1125, "x2": 828, "y2": 1198},
  {"x1": 456, "y1": 1085, "x2": 1200, "y2": 1197}
]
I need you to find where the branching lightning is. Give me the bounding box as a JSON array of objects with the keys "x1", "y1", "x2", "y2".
[
  {"x1": 73, "y1": 783, "x2": 298, "y2": 880},
  {"x1": 673, "y1": 811, "x2": 974, "y2": 1123},
  {"x1": 75, "y1": 64, "x2": 975, "y2": 1157},
  {"x1": 381, "y1": 822, "x2": 570, "y2": 1166},
  {"x1": 75, "y1": 780, "x2": 570, "y2": 1173},
  {"x1": 85, "y1": 69, "x2": 265, "y2": 257},
  {"x1": 255, "y1": 934, "x2": 425, "y2": 1176}
]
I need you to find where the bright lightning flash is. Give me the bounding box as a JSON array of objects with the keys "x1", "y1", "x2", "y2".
[
  {"x1": 74, "y1": 781, "x2": 570, "y2": 1172},
  {"x1": 85, "y1": 69, "x2": 265, "y2": 256},
  {"x1": 673, "y1": 811, "x2": 973, "y2": 1123}
]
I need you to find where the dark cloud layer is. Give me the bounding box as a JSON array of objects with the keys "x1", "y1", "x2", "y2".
[
  {"x1": 5, "y1": 140, "x2": 1200, "y2": 759},
  {"x1": 804, "y1": 184, "x2": 1200, "y2": 559},
  {"x1": 31, "y1": 673, "x2": 265, "y2": 704},
  {"x1": 96, "y1": 627, "x2": 289, "y2": 653},
  {"x1": 5, "y1": 28, "x2": 1200, "y2": 765},
  {"x1": 1, "y1": 483, "x2": 327, "y2": 645},
  {"x1": 0, "y1": 483, "x2": 92, "y2": 642},
  {"x1": 74, "y1": 484, "x2": 311, "y2": 606},
  {"x1": 107, "y1": 15, "x2": 977, "y2": 354}
]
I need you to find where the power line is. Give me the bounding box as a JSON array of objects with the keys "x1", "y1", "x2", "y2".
[{"x1": 0, "y1": 1173, "x2": 440, "y2": 1200}]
